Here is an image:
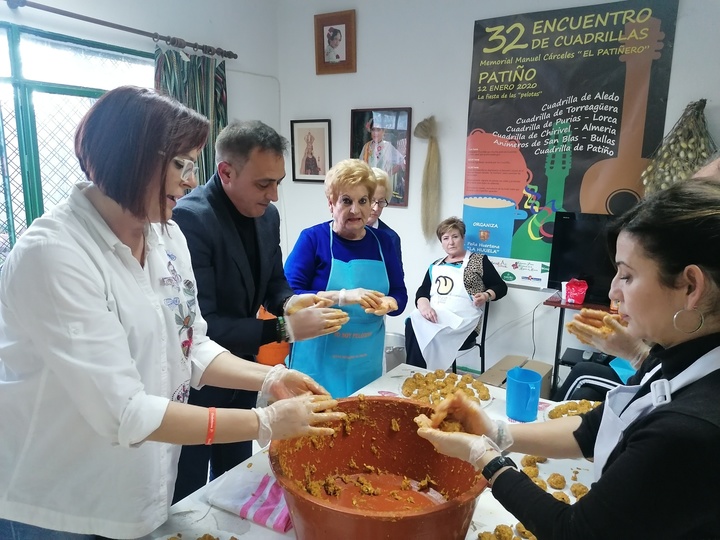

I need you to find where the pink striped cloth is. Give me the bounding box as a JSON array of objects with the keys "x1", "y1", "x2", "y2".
[{"x1": 205, "y1": 469, "x2": 293, "y2": 533}]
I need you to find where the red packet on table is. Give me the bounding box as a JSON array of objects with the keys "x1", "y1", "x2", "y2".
[
  {"x1": 565, "y1": 278, "x2": 588, "y2": 304},
  {"x1": 205, "y1": 470, "x2": 292, "y2": 533}
]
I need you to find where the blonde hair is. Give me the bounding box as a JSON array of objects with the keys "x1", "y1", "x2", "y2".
[
  {"x1": 371, "y1": 167, "x2": 390, "y2": 191},
  {"x1": 324, "y1": 159, "x2": 376, "y2": 202}
]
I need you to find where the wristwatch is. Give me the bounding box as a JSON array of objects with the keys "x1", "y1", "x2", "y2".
[{"x1": 481, "y1": 455, "x2": 517, "y2": 482}]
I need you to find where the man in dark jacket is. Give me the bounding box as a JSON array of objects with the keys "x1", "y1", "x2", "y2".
[{"x1": 172, "y1": 121, "x2": 345, "y2": 502}]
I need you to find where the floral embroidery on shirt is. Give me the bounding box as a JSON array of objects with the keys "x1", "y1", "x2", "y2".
[
  {"x1": 159, "y1": 260, "x2": 181, "y2": 291},
  {"x1": 160, "y1": 253, "x2": 197, "y2": 362},
  {"x1": 172, "y1": 380, "x2": 191, "y2": 403},
  {"x1": 182, "y1": 279, "x2": 196, "y2": 311}
]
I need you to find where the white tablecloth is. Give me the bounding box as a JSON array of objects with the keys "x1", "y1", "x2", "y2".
[{"x1": 145, "y1": 364, "x2": 594, "y2": 539}]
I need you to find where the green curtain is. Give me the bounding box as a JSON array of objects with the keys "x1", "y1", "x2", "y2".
[{"x1": 154, "y1": 47, "x2": 228, "y2": 185}]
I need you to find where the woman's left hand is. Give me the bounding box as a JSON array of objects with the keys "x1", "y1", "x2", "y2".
[
  {"x1": 262, "y1": 365, "x2": 330, "y2": 401},
  {"x1": 364, "y1": 296, "x2": 398, "y2": 316},
  {"x1": 416, "y1": 427, "x2": 498, "y2": 469},
  {"x1": 472, "y1": 292, "x2": 490, "y2": 308}
]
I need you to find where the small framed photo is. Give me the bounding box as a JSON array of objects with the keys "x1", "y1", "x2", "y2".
[
  {"x1": 290, "y1": 119, "x2": 332, "y2": 182},
  {"x1": 351, "y1": 108, "x2": 412, "y2": 207},
  {"x1": 314, "y1": 10, "x2": 356, "y2": 75}
]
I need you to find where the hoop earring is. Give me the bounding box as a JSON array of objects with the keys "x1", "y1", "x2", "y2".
[{"x1": 672, "y1": 307, "x2": 704, "y2": 334}]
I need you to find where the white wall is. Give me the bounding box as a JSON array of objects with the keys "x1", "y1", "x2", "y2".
[
  {"x1": 276, "y1": 0, "x2": 720, "y2": 369},
  {"x1": 2, "y1": 0, "x2": 718, "y2": 369}
]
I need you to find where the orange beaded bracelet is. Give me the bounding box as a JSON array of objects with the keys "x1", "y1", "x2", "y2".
[{"x1": 205, "y1": 407, "x2": 217, "y2": 445}]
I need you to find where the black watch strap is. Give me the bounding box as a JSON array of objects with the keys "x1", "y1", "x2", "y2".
[{"x1": 482, "y1": 455, "x2": 517, "y2": 481}]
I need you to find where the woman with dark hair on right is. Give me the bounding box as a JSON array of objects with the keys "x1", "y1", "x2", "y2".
[{"x1": 416, "y1": 175, "x2": 720, "y2": 539}]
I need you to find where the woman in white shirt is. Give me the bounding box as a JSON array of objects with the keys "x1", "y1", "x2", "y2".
[{"x1": 0, "y1": 86, "x2": 344, "y2": 540}]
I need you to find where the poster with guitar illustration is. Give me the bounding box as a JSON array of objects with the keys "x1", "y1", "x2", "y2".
[{"x1": 463, "y1": 0, "x2": 678, "y2": 287}]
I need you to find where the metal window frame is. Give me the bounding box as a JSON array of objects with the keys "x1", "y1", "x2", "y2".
[{"x1": 0, "y1": 22, "x2": 152, "y2": 242}]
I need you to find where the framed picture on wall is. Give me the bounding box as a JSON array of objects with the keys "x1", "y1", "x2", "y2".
[
  {"x1": 314, "y1": 10, "x2": 356, "y2": 75},
  {"x1": 290, "y1": 119, "x2": 332, "y2": 182},
  {"x1": 350, "y1": 108, "x2": 412, "y2": 207}
]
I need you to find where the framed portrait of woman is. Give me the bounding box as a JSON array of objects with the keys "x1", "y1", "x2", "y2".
[
  {"x1": 351, "y1": 108, "x2": 412, "y2": 207},
  {"x1": 314, "y1": 10, "x2": 356, "y2": 75},
  {"x1": 291, "y1": 119, "x2": 332, "y2": 182}
]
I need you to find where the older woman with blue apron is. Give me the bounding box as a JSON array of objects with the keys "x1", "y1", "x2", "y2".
[
  {"x1": 284, "y1": 159, "x2": 407, "y2": 397},
  {"x1": 413, "y1": 176, "x2": 720, "y2": 538},
  {"x1": 406, "y1": 217, "x2": 507, "y2": 371}
]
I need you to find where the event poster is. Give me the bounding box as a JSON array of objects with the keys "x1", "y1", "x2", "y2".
[{"x1": 463, "y1": 0, "x2": 678, "y2": 286}]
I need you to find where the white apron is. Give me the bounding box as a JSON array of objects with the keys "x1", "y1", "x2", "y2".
[
  {"x1": 593, "y1": 346, "x2": 720, "y2": 480},
  {"x1": 409, "y1": 252, "x2": 483, "y2": 371}
]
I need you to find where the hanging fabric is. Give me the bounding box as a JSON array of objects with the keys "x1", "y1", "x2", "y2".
[
  {"x1": 414, "y1": 116, "x2": 441, "y2": 240},
  {"x1": 154, "y1": 48, "x2": 228, "y2": 185}
]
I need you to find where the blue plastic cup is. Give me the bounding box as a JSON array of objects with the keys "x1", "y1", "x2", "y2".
[{"x1": 506, "y1": 367, "x2": 542, "y2": 422}]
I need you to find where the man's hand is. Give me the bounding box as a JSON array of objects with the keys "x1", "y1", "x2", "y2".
[
  {"x1": 284, "y1": 293, "x2": 333, "y2": 315},
  {"x1": 286, "y1": 307, "x2": 349, "y2": 341}
]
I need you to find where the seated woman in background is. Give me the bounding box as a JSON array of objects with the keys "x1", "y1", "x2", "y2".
[
  {"x1": 284, "y1": 159, "x2": 407, "y2": 398},
  {"x1": 417, "y1": 176, "x2": 720, "y2": 538},
  {"x1": 405, "y1": 216, "x2": 507, "y2": 371}
]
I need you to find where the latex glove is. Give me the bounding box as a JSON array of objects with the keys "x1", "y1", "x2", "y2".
[
  {"x1": 259, "y1": 365, "x2": 331, "y2": 405},
  {"x1": 416, "y1": 428, "x2": 499, "y2": 470},
  {"x1": 417, "y1": 392, "x2": 514, "y2": 450},
  {"x1": 417, "y1": 298, "x2": 438, "y2": 323},
  {"x1": 567, "y1": 309, "x2": 650, "y2": 369},
  {"x1": 284, "y1": 293, "x2": 333, "y2": 315},
  {"x1": 253, "y1": 394, "x2": 345, "y2": 447},
  {"x1": 340, "y1": 288, "x2": 384, "y2": 310},
  {"x1": 364, "y1": 296, "x2": 398, "y2": 316},
  {"x1": 286, "y1": 306, "x2": 349, "y2": 342}
]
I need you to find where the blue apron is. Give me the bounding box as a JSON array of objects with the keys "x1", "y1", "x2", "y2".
[{"x1": 290, "y1": 225, "x2": 390, "y2": 397}]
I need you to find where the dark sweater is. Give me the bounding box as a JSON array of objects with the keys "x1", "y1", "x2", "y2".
[{"x1": 492, "y1": 333, "x2": 720, "y2": 540}]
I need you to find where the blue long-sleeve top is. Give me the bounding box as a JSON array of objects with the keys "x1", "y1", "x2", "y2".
[{"x1": 284, "y1": 221, "x2": 408, "y2": 316}]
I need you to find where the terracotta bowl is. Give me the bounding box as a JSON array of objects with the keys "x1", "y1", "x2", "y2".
[{"x1": 269, "y1": 396, "x2": 487, "y2": 540}]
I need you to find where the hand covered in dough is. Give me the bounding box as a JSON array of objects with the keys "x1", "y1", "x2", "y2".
[
  {"x1": 342, "y1": 288, "x2": 384, "y2": 310},
  {"x1": 253, "y1": 394, "x2": 345, "y2": 446},
  {"x1": 364, "y1": 296, "x2": 398, "y2": 316},
  {"x1": 566, "y1": 309, "x2": 650, "y2": 368},
  {"x1": 286, "y1": 305, "x2": 349, "y2": 342},
  {"x1": 284, "y1": 293, "x2": 333, "y2": 315},
  {"x1": 260, "y1": 364, "x2": 331, "y2": 403},
  {"x1": 415, "y1": 392, "x2": 514, "y2": 451}
]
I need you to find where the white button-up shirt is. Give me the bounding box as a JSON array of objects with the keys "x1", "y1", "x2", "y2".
[{"x1": 0, "y1": 182, "x2": 226, "y2": 538}]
